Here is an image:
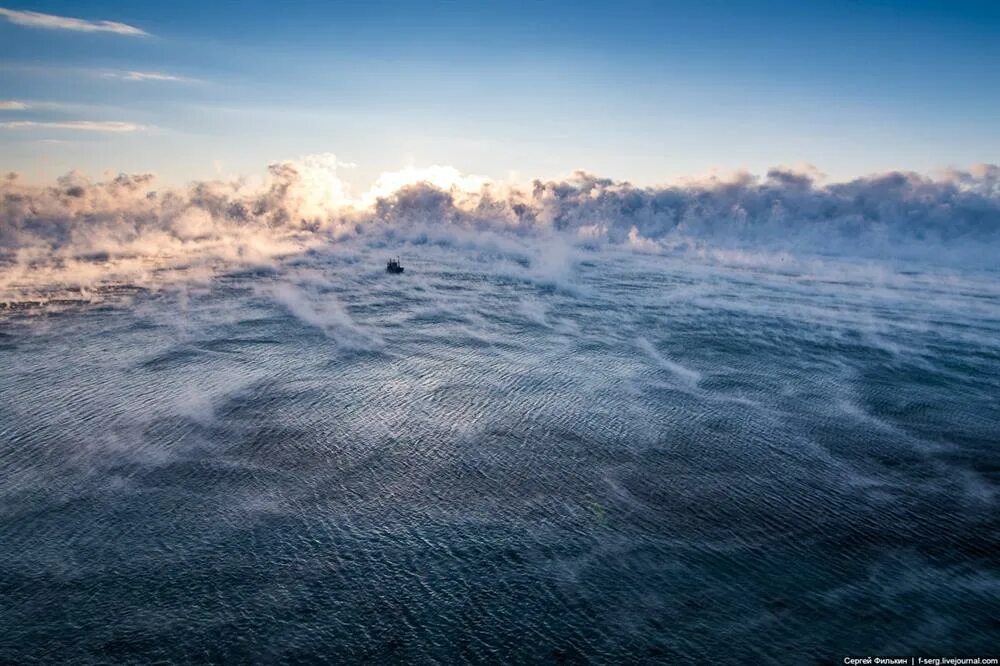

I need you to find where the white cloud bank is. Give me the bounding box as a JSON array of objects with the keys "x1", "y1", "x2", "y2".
[
  {"x1": 1, "y1": 156, "x2": 998, "y2": 301},
  {"x1": 0, "y1": 100, "x2": 28, "y2": 111},
  {"x1": 0, "y1": 6, "x2": 147, "y2": 36}
]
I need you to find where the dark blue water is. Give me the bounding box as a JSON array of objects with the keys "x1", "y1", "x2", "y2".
[{"x1": 1, "y1": 244, "x2": 998, "y2": 663}]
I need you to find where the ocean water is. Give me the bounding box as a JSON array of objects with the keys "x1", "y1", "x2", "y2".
[{"x1": 1, "y1": 242, "x2": 998, "y2": 664}]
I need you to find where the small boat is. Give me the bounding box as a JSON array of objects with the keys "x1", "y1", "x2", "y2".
[{"x1": 386, "y1": 257, "x2": 404, "y2": 274}]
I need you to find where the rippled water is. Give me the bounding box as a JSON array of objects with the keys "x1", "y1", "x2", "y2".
[{"x1": 1, "y1": 242, "x2": 998, "y2": 663}]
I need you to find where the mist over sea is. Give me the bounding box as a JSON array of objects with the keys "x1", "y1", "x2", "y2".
[
  {"x1": 2, "y1": 162, "x2": 999, "y2": 663},
  {"x1": 2, "y1": 234, "x2": 998, "y2": 663}
]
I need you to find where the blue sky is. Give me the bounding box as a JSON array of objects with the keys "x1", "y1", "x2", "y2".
[{"x1": 1, "y1": 0, "x2": 998, "y2": 187}]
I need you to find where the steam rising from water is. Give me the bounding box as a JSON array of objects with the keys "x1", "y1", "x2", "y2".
[
  {"x1": 1, "y1": 152, "x2": 998, "y2": 662},
  {"x1": 1, "y1": 238, "x2": 997, "y2": 661},
  {"x1": 2, "y1": 156, "x2": 998, "y2": 303}
]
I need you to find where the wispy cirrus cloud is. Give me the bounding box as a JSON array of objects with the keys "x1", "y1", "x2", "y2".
[
  {"x1": 0, "y1": 7, "x2": 147, "y2": 36},
  {"x1": 0, "y1": 64, "x2": 196, "y2": 84},
  {"x1": 0, "y1": 120, "x2": 147, "y2": 132},
  {"x1": 101, "y1": 70, "x2": 193, "y2": 83},
  {"x1": 0, "y1": 99, "x2": 118, "y2": 114}
]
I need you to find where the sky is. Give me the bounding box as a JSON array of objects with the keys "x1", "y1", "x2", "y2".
[{"x1": 0, "y1": 0, "x2": 998, "y2": 188}]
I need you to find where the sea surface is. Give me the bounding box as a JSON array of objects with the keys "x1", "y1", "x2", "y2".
[{"x1": 1, "y1": 242, "x2": 998, "y2": 664}]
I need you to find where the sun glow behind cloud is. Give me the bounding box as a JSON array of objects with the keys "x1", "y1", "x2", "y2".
[{"x1": 361, "y1": 165, "x2": 492, "y2": 208}]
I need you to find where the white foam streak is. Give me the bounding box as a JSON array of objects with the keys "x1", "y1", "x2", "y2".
[
  {"x1": 636, "y1": 337, "x2": 702, "y2": 387},
  {"x1": 261, "y1": 280, "x2": 380, "y2": 350}
]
